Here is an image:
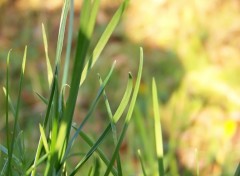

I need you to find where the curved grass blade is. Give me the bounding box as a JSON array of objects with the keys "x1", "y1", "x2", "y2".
[
  {"x1": 42, "y1": 23, "x2": 53, "y2": 89},
  {"x1": 39, "y1": 124, "x2": 49, "y2": 153},
  {"x1": 152, "y1": 78, "x2": 164, "y2": 176},
  {"x1": 70, "y1": 69, "x2": 133, "y2": 175},
  {"x1": 80, "y1": 0, "x2": 129, "y2": 85},
  {"x1": 104, "y1": 47, "x2": 143, "y2": 176}
]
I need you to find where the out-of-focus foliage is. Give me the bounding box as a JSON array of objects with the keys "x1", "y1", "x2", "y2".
[{"x1": 124, "y1": 0, "x2": 240, "y2": 175}]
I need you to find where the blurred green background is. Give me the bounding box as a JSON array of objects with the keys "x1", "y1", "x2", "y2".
[{"x1": 1, "y1": 0, "x2": 240, "y2": 175}]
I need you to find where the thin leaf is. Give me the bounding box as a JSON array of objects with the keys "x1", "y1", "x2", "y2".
[
  {"x1": 39, "y1": 124, "x2": 49, "y2": 153},
  {"x1": 152, "y1": 78, "x2": 164, "y2": 176},
  {"x1": 35, "y1": 91, "x2": 48, "y2": 105},
  {"x1": 80, "y1": 0, "x2": 129, "y2": 85},
  {"x1": 8, "y1": 46, "x2": 27, "y2": 175},
  {"x1": 42, "y1": 23, "x2": 53, "y2": 89}
]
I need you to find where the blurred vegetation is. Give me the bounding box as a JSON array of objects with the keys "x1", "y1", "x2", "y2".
[{"x1": 1, "y1": 0, "x2": 240, "y2": 175}]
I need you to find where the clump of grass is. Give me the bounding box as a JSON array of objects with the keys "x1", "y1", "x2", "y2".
[{"x1": 0, "y1": 0, "x2": 148, "y2": 175}]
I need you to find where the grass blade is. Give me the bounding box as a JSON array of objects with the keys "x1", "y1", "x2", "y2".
[
  {"x1": 152, "y1": 78, "x2": 164, "y2": 176},
  {"x1": 42, "y1": 23, "x2": 53, "y2": 89},
  {"x1": 8, "y1": 46, "x2": 27, "y2": 175},
  {"x1": 62, "y1": 0, "x2": 74, "y2": 86},
  {"x1": 104, "y1": 47, "x2": 143, "y2": 176},
  {"x1": 39, "y1": 124, "x2": 49, "y2": 153},
  {"x1": 80, "y1": 0, "x2": 129, "y2": 85}
]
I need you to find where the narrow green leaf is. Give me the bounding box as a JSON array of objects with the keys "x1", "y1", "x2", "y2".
[
  {"x1": 62, "y1": 0, "x2": 74, "y2": 86},
  {"x1": 42, "y1": 23, "x2": 53, "y2": 89},
  {"x1": 104, "y1": 47, "x2": 143, "y2": 176},
  {"x1": 80, "y1": 0, "x2": 129, "y2": 85},
  {"x1": 35, "y1": 91, "x2": 48, "y2": 105},
  {"x1": 8, "y1": 46, "x2": 27, "y2": 175},
  {"x1": 39, "y1": 124, "x2": 49, "y2": 153},
  {"x1": 152, "y1": 78, "x2": 164, "y2": 176}
]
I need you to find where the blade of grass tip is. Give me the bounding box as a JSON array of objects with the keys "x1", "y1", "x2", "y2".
[
  {"x1": 80, "y1": 0, "x2": 129, "y2": 85},
  {"x1": 42, "y1": 23, "x2": 53, "y2": 89},
  {"x1": 234, "y1": 163, "x2": 240, "y2": 176},
  {"x1": 104, "y1": 47, "x2": 143, "y2": 176},
  {"x1": 8, "y1": 46, "x2": 27, "y2": 175},
  {"x1": 55, "y1": 0, "x2": 70, "y2": 67},
  {"x1": 34, "y1": 91, "x2": 48, "y2": 105},
  {"x1": 64, "y1": 62, "x2": 116, "y2": 160},
  {"x1": 137, "y1": 149, "x2": 147, "y2": 176},
  {"x1": 62, "y1": 0, "x2": 74, "y2": 86},
  {"x1": 3, "y1": 87, "x2": 16, "y2": 117},
  {"x1": 54, "y1": 0, "x2": 97, "y2": 164},
  {"x1": 152, "y1": 78, "x2": 164, "y2": 176}
]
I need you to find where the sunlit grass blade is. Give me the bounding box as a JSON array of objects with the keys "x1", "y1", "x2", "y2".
[
  {"x1": 8, "y1": 46, "x2": 27, "y2": 175},
  {"x1": 62, "y1": 0, "x2": 74, "y2": 86},
  {"x1": 104, "y1": 47, "x2": 143, "y2": 176},
  {"x1": 25, "y1": 153, "x2": 48, "y2": 175},
  {"x1": 39, "y1": 124, "x2": 49, "y2": 153},
  {"x1": 80, "y1": 0, "x2": 129, "y2": 85},
  {"x1": 152, "y1": 78, "x2": 164, "y2": 176},
  {"x1": 42, "y1": 23, "x2": 53, "y2": 89},
  {"x1": 137, "y1": 149, "x2": 147, "y2": 176},
  {"x1": 55, "y1": 0, "x2": 70, "y2": 67}
]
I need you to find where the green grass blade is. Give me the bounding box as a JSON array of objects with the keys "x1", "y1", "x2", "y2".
[
  {"x1": 55, "y1": 0, "x2": 70, "y2": 66},
  {"x1": 25, "y1": 153, "x2": 48, "y2": 175},
  {"x1": 137, "y1": 149, "x2": 147, "y2": 176},
  {"x1": 80, "y1": 0, "x2": 129, "y2": 85},
  {"x1": 39, "y1": 124, "x2": 49, "y2": 153},
  {"x1": 104, "y1": 47, "x2": 143, "y2": 176},
  {"x1": 3, "y1": 86, "x2": 15, "y2": 115},
  {"x1": 152, "y1": 78, "x2": 164, "y2": 176},
  {"x1": 35, "y1": 91, "x2": 48, "y2": 105},
  {"x1": 62, "y1": 0, "x2": 74, "y2": 86},
  {"x1": 93, "y1": 157, "x2": 100, "y2": 176},
  {"x1": 8, "y1": 46, "x2": 27, "y2": 175},
  {"x1": 42, "y1": 23, "x2": 53, "y2": 89}
]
